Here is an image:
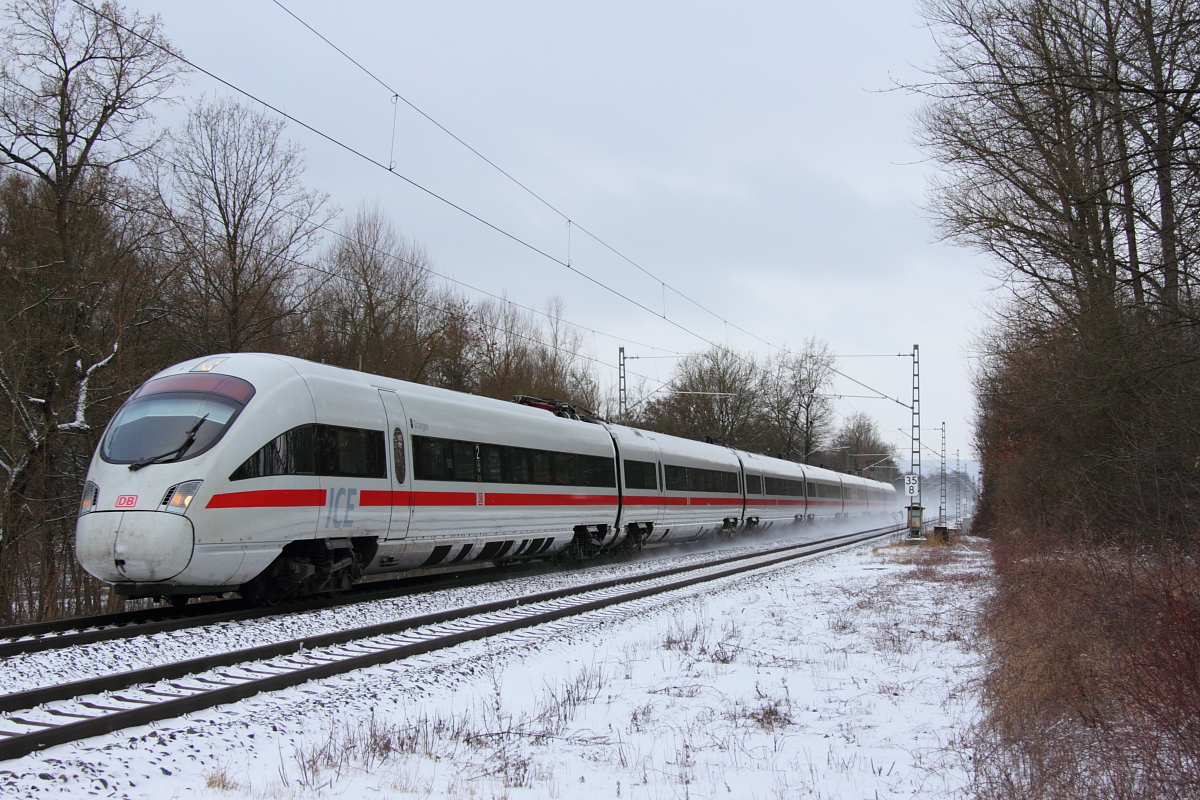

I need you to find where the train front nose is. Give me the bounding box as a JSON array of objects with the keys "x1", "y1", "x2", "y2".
[{"x1": 76, "y1": 511, "x2": 195, "y2": 583}]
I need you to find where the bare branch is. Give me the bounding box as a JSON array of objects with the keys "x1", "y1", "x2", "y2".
[{"x1": 56, "y1": 341, "x2": 116, "y2": 432}]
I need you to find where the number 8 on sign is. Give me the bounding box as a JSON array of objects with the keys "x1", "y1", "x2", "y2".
[{"x1": 903, "y1": 475, "x2": 919, "y2": 497}]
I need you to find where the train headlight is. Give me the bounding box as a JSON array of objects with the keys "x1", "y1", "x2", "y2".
[
  {"x1": 161, "y1": 480, "x2": 203, "y2": 514},
  {"x1": 79, "y1": 481, "x2": 99, "y2": 515}
]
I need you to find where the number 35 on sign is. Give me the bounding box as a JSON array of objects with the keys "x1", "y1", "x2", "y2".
[{"x1": 903, "y1": 475, "x2": 920, "y2": 496}]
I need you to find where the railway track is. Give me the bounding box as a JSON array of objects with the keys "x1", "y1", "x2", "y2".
[
  {"x1": 0, "y1": 560, "x2": 559, "y2": 658},
  {"x1": 0, "y1": 522, "x2": 892, "y2": 658},
  {"x1": 0, "y1": 522, "x2": 904, "y2": 761}
]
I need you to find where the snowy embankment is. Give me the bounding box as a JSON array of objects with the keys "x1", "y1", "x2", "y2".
[{"x1": 0, "y1": 535, "x2": 990, "y2": 799}]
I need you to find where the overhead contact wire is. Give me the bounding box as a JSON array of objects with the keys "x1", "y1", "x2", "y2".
[
  {"x1": 265, "y1": 0, "x2": 910, "y2": 408},
  {"x1": 100, "y1": 193, "x2": 672, "y2": 395},
  {"x1": 73, "y1": 0, "x2": 903, "y2": 410},
  {"x1": 143, "y1": 148, "x2": 680, "y2": 357},
  {"x1": 68, "y1": 1, "x2": 744, "y2": 360}
]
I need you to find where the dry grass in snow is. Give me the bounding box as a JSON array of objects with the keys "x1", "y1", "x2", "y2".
[{"x1": 0, "y1": 535, "x2": 992, "y2": 799}]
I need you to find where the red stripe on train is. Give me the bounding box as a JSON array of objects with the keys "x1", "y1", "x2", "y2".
[
  {"x1": 485, "y1": 493, "x2": 617, "y2": 506},
  {"x1": 359, "y1": 490, "x2": 412, "y2": 507},
  {"x1": 414, "y1": 491, "x2": 477, "y2": 506},
  {"x1": 361, "y1": 490, "x2": 618, "y2": 507},
  {"x1": 206, "y1": 489, "x2": 326, "y2": 509},
  {"x1": 210, "y1": 488, "x2": 853, "y2": 510}
]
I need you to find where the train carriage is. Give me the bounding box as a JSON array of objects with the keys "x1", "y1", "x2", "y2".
[
  {"x1": 739, "y1": 451, "x2": 807, "y2": 528},
  {"x1": 76, "y1": 353, "x2": 898, "y2": 604},
  {"x1": 650, "y1": 432, "x2": 744, "y2": 543},
  {"x1": 606, "y1": 423, "x2": 665, "y2": 543},
  {"x1": 396, "y1": 381, "x2": 619, "y2": 569}
]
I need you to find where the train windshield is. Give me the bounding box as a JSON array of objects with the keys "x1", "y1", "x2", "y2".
[{"x1": 101, "y1": 373, "x2": 255, "y2": 466}]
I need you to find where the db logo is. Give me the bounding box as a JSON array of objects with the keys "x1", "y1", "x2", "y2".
[{"x1": 116, "y1": 495, "x2": 138, "y2": 508}]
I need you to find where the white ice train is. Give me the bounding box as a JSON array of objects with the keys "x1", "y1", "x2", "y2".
[{"x1": 75, "y1": 354, "x2": 898, "y2": 604}]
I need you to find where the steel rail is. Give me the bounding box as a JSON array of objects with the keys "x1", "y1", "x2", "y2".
[
  {"x1": 0, "y1": 523, "x2": 891, "y2": 657},
  {"x1": 0, "y1": 523, "x2": 903, "y2": 761},
  {"x1": 0, "y1": 561, "x2": 558, "y2": 658}
]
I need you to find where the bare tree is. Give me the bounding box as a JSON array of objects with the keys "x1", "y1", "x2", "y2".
[
  {"x1": 917, "y1": 5, "x2": 1200, "y2": 794},
  {"x1": 526, "y1": 297, "x2": 601, "y2": 410},
  {"x1": 759, "y1": 338, "x2": 836, "y2": 462},
  {"x1": 915, "y1": 0, "x2": 1200, "y2": 324},
  {"x1": 642, "y1": 347, "x2": 762, "y2": 449},
  {"x1": 424, "y1": 293, "x2": 479, "y2": 393},
  {"x1": 0, "y1": 0, "x2": 182, "y2": 622},
  {"x1": 470, "y1": 296, "x2": 539, "y2": 400},
  {"x1": 917, "y1": 0, "x2": 1200, "y2": 538},
  {"x1": 0, "y1": 0, "x2": 181, "y2": 277},
  {"x1": 157, "y1": 97, "x2": 334, "y2": 355},
  {"x1": 827, "y1": 412, "x2": 896, "y2": 477},
  {"x1": 304, "y1": 201, "x2": 446, "y2": 380}
]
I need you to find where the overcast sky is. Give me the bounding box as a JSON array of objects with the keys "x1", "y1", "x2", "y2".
[{"x1": 129, "y1": 0, "x2": 993, "y2": 473}]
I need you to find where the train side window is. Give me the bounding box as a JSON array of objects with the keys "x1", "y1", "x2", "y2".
[
  {"x1": 531, "y1": 450, "x2": 552, "y2": 484},
  {"x1": 392, "y1": 428, "x2": 406, "y2": 483},
  {"x1": 229, "y1": 424, "x2": 315, "y2": 480},
  {"x1": 764, "y1": 475, "x2": 804, "y2": 497},
  {"x1": 576, "y1": 454, "x2": 616, "y2": 487},
  {"x1": 666, "y1": 465, "x2": 740, "y2": 494},
  {"x1": 807, "y1": 482, "x2": 816, "y2": 497},
  {"x1": 314, "y1": 425, "x2": 386, "y2": 479},
  {"x1": 624, "y1": 459, "x2": 657, "y2": 490},
  {"x1": 664, "y1": 464, "x2": 687, "y2": 491},
  {"x1": 413, "y1": 436, "x2": 452, "y2": 480},
  {"x1": 452, "y1": 441, "x2": 477, "y2": 481},
  {"x1": 232, "y1": 424, "x2": 387, "y2": 481},
  {"x1": 550, "y1": 451, "x2": 573, "y2": 485},
  {"x1": 480, "y1": 444, "x2": 504, "y2": 482},
  {"x1": 622, "y1": 460, "x2": 637, "y2": 489},
  {"x1": 745, "y1": 474, "x2": 762, "y2": 494},
  {"x1": 507, "y1": 447, "x2": 531, "y2": 483}
]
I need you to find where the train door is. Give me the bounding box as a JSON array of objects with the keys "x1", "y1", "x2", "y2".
[
  {"x1": 304, "y1": 372, "x2": 392, "y2": 543},
  {"x1": 799, "y1": 467, "x2": 810, "y2": 519},
  {"x1": 648, "y1": 437, "x2": 665, "y2": 527},
  {"x1": 378, "y1": 389, "x2": 412, "y2": 540},
  {"x1": 732, "y1": 451, "x2": 748, "y2": 524}
]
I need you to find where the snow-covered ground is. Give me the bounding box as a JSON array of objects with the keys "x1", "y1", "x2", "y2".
[
  {"x1": 0, "y1": 523, "x2": 887, "y2": 695},
  {"x1": 0, "y1": 535, "x2": 990, "y2": 799}
]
